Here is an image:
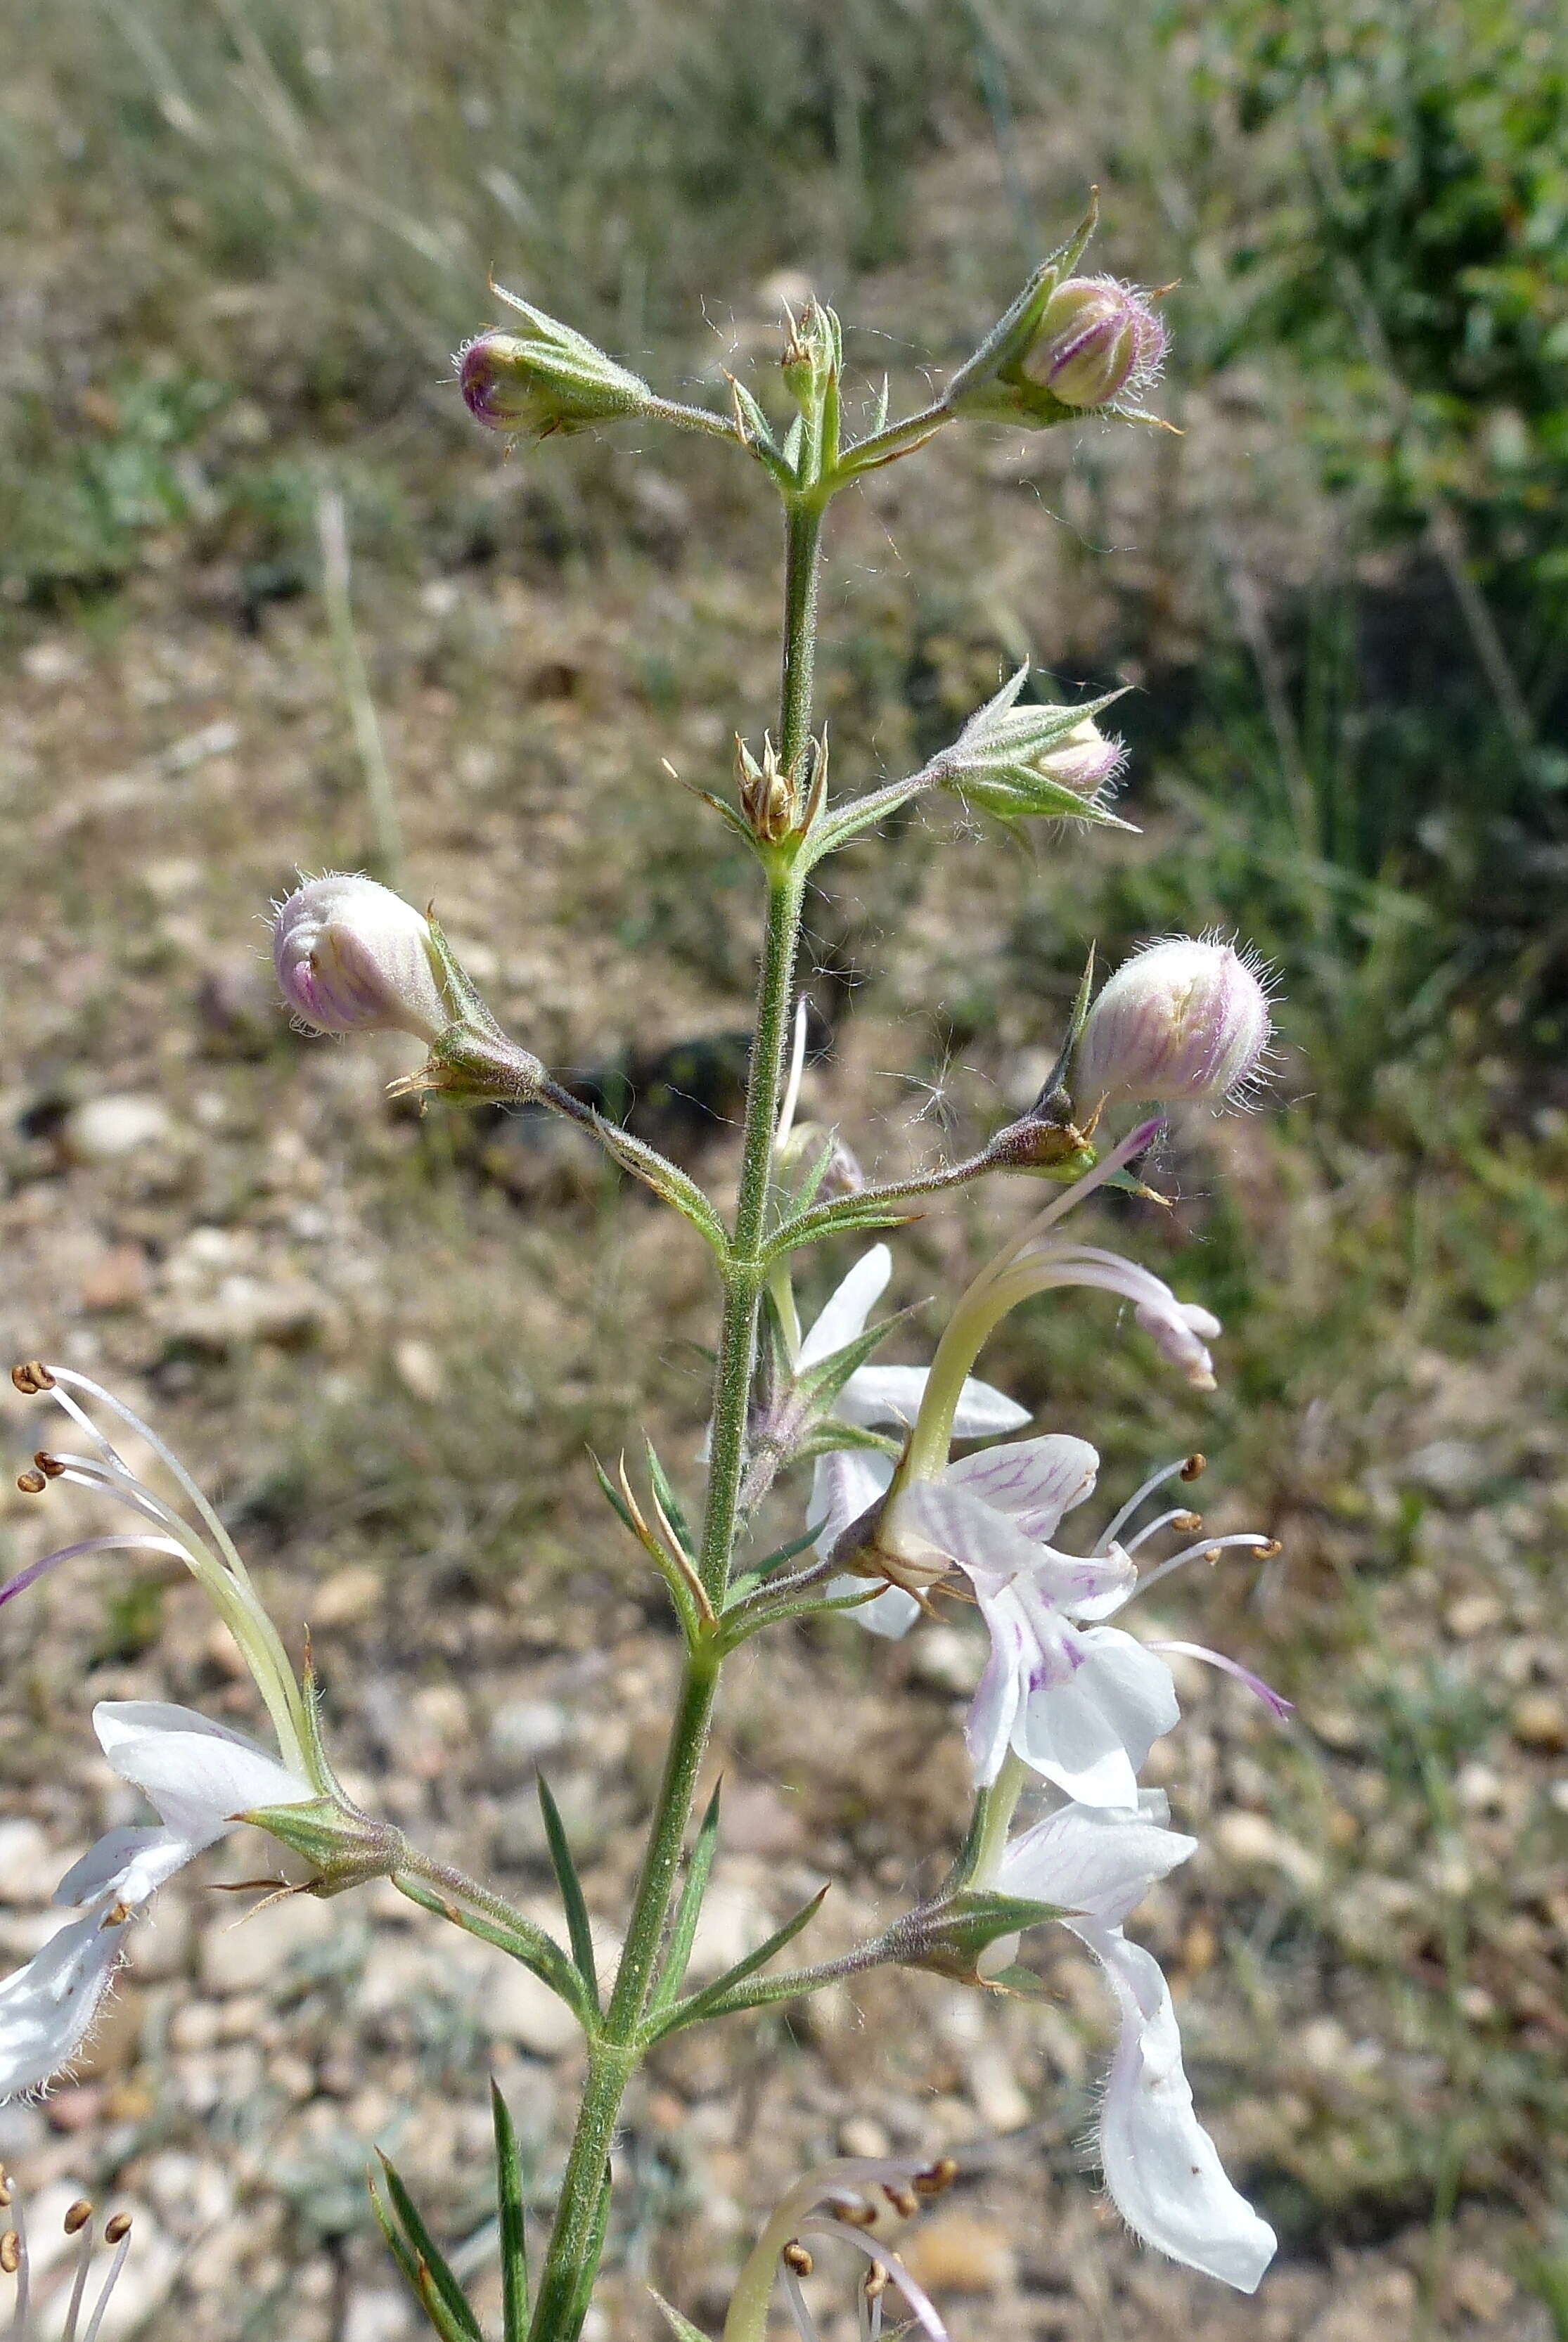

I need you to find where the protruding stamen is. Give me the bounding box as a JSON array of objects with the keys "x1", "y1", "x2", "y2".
[
  {"x1": 1131, "y1": 1531, "x2": 1275, "y2": 1602},
  {"x1": 913, "y1": 2158, "x2": 957, "y2": 2196},
  {"x1": 13, "y1": 1472, "x2": 45, "y2": 1497},
  {"x1": 11, "y1": 1362, "x2": 55, "y2": 1394},
  {"x1": 881, "y1": 2184, "x2": 918, "y2": 2219},
  {"x1": 1147, "y1": 1639, "x2": 1292, "y2": 1718},
  {"x1": 32, "y1": 1453, "x2": 65, "y2": 1479},
  {"x1": 782, "y1": 2241, "x2": 814, "y2": 2276},
  {"x1": 0, "y1": 2232, "x2": 17, "y2": 2274},
  {"x1": 1181, "y1": 1453, "x2": 1206, "y2": 1481},
  {"x1": 1122, "y1": 1505, "x2": 1202, "y2": 1558},
  {"x1": 831, "y1": 2200, "x2": 878, "y2": 2229},
  {"x1": 63, "y1": 2201, "x2": 93, "y2": 2236},
  {"x1": 79, "y1": 2217, "x2": 132, "y2": 2342},
  {"x1": 1095, "y1": 1455, "x2": 1201, "y2": 1554}
]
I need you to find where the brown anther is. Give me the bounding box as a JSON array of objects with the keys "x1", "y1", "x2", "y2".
[
  {"x1": 0, "y1": 2232, "x2": 18, "y2": 2275},
  {"x1": 11, "y1": 1361, "x2": 55, "y2": 1395},
  {"x1": 882, "y1": 2183, "x2": 918, "y2": 2219},
  {"x1": 15, "y1": 1470, "x2": 46, "y2": 1496},
  {"x1": 1181, "y1": 1454, "x2": 1206, "y2": 1481},
  {"x1": 913, "y1": 2158, "x2": 958, "y2": 2197},
  {"x1": 1173, "y1": 1512, "x2": 1202, "y2": 1533},
  {"x1": 781, "y1": 2241, "x2": 813, "y2": 2277},
  {"x1": 863, "y1": 2267, "x2": 889, "y2": 2303},
  {"x1": 100, "y1": 1900, "x2": 132, "y2": 1929},
  {"x1": 832, "y1": 2199, "x2": 878, "y2": 2228},
  {"x1": 1204, "y1": 1548, "x2": 1223, "y2": 1566},
  {"x1": 1260, "y1": 1538, "x2": 1283, "y2": 1557},
  {"x1": 33, "y1": 1452, "x2": 65, "y2": 1479},
  {"x1": 0, "y1": 2180, "x2": 11, "y2": 2209},
  {"x1": 104, "y1": 2213, "x2": 131, "y2": 2245},
  {"x1": 64, "y1": 2200, "x2": 93, "y2": 2235}
]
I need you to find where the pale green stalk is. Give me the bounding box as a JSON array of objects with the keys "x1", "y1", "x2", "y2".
[{"x1": 527, "y1": 494, "x2": 825, "y2": 2342}]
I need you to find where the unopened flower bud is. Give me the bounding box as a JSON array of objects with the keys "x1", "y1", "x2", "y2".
[
  {"x1": 1022, "y1": 276, "x2": 1167, "y2": 411},
  {"x1": 457, "y1": 291, "x2": 654, "y2": 439},
  {"x1": 1076, "y1": 938, "x2": 1272, "y2": 1106},
  {"x1": 272, "y1": 874, "x2": 450, "y2": 1045},
  {"x1": 925, "y1": 666, "x2": 1130, "y2": 825}
]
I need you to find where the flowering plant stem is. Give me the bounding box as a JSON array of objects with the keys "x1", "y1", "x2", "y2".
[{"x1": 527, "y1": 496, "x2": 823, "y2": 2342}]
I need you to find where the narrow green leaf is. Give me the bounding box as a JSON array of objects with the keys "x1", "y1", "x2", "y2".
[
  {"x1": 787, "y1": 1131, "x2": 842, "y2": 1217},
  {"x1": 651, "y1": 1782, "x2": 722, "y2": 2013},
  {"x1": 806, "y1": 774, "x2": 930, "y2": 863},
  {"x1": 792, "y1": 1298, "x2": 925, "y2": 1415},
  {"x1": 373, "y1": 2181, "x2": 477, "y2": 2342},
  {"x1": 651, "y1": 1886, "x2": 829, "y2": 2038},
  {"x1": 392, "y1": 1871, "x2": 587, "y2": 2018},
  {"x1": 591, "y1": 1455, "x2": 638, "y2": 1537},
  {"x1": 795, "y1": 1420, "x2": 902, "y2": 1462},
  {"x1": 376, "y1": 2156, "x2": 484, "y2": 2341},
  {"x1": 643, "y1": 1439, "x2": 695, "y2": 1559},
  {"x1": 491, "y1": 2079, "x2": 529, "y2": 2342},
  {"x1": 649, "y1": 2288, "x2": 714, "y2": 2342},
  {"x1": 537, "y1": 1775, "x2": 600, "y2": 2010},
  {"x1": 762, "y1": 1195, "x2": 918, "y2": 1264}
]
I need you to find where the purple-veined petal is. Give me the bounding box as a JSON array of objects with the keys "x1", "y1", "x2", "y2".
[
  {"x1": 1074, "y1": 1924, "x2": 1276, "y2": 2291},
  {"x1": 892, "y1": 1481, "x2": 1133, "y2": 1611},
  {"x1": 962, "y1": 1583, "x2": 1035, "y2": 1786},
  {"x1": 944, "y1": 1434, "x2": 1098, "y2": 1538},
  {"x1": 798, "y1": 1247, "x2": 892, "y2": 1372},
  {"x1": 1012, "y1": 1627, "x2": 1178, "y2": 1808},
  {"x1": 996, "y1": 1798, "x2": 1195, "y2": 1924}
]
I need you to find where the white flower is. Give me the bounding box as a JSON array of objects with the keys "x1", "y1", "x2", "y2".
[
  {"x1": 802, "y1": 1247, "x2": 1029, "y2": 1637},
  {"x1": 882, "y1": 1448, "x2": 1284, "y2": 1804},
  {"x1": 996, "y1": 1797, "x2": 1276, "y2": 2293},
  {"x1": 0, "y1": 1703, "x2": 310, "y2": 2099}
]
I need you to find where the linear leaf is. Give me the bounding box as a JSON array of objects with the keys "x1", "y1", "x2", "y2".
[
  {"x1": 649, "y1": 1886, "x2": 829, "y2": 2038},
  {"x1": 375, "y1": 2157, "x2": 484, "y2": 2341},
  {"x1": 491, "y1": 2079, "x2": 529, "y2": 2342},
  {"x1": 650, "y1": 1782, "x2": 721, "y2": 2014},
  {"x1": 791, "y1": 1299, "x2": 925, "y2": 1415},
  {"x1": 643, "y1": 1439, "x2": 695, "y2": 1559},
  {"x1": 391, "y1": 1872, "x2": 587, "y2": 2019},
  {"x1": 591, "y1": 1453, "x2": 638, "y2": 1536},
  {"x1": 537, "y1": 1775, "x2": 600, "y2": 2009},
  {"x1": 649, "y1": 2289, "x2": 714, "y2": 2342}
]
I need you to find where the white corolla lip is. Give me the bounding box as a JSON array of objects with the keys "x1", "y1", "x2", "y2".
[
  {"x1": 890, "y1": 1481, "x2": 1172, "y2": 1799},
  {"x1": 995, "y1": 1800, "x2": 1274, "y2": 2293},
  {"x1": 0, "y1": 1701, "x2": 311, "y2": 2101},
  {"x1": 1086, "y1": 1924, "x2": 1278, "y2": 2291}
]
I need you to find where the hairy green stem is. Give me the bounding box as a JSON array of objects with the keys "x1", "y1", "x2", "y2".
[{"x1": 529, "y1": 488, "x2": 825, "y2": 2339}]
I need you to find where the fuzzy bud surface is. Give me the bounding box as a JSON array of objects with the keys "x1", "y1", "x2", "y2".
[
  {"x1": 1076, "y1": 938, "x2": 1271, "y2": 1105},
  {"x1": 273, "y1": 874, "x2": 451, "y2": 1044},
  {"x1": 1023, "y1": 276, "x2": 1167, "y2": 410}
]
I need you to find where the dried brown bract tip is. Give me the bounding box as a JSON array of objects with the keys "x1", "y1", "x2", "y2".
[
  {"x1": 11, "y1": 1360, "x2": 55, "y2": 1395},
  {"x1": 913, "y1": 2158, "x2": 958, "y2": 2197},
  {"x1": 1180, "y1": 1453, "x2": 1206, "y2": 1481},
  {"x1": 782, "y1": 2241, "x2": 814, "y2": 2277},
  {"x1": 64, "y1": 2199, "x2": 94, "y2": 2235},
  {"x1": 15, "y1": 1470, "x2": 46, "y2": 1496},
  {"x1": 104, "y1": 2213, "x2": 132, "y2": 2246}
]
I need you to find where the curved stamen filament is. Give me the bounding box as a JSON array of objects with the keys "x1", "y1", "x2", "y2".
[
  {"x1": 1131, "y1": 1532, "x2": 1274, "y2": 1602},
  {"x1": 1121, "y1": 1507, "x2": 1202, "y2": 1559},
  {"x1": 1095, "y1": 1456, "x2": 1199, "y2": 1554},
  {"x1": 46, "y1": 1371, "x2": 262, "y2": 1597},
  {"x1": 79, "y1": 2229, "x2": 133, "y2": 2342},
  {"x1": 0, "y1": 1535, "x2": 187, "y2": 1611},
  {"x1": 1146, "y1": 1638, "x2": 1292, "y2": 1718}
]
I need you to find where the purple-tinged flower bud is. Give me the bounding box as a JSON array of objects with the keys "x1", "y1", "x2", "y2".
[
  {"x1": 456, "y1": 290, "x2": 654, "y2": 439},
  {"x1": 272, "y1": 873, "x2": 450, "y2": 1045},
  {"x1": 1075, "y1": 937, "x2": 1273, "y2": 1107},
  {"x1": 1022, "y1": 276, "x2": 1167, "y2": 411}
]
